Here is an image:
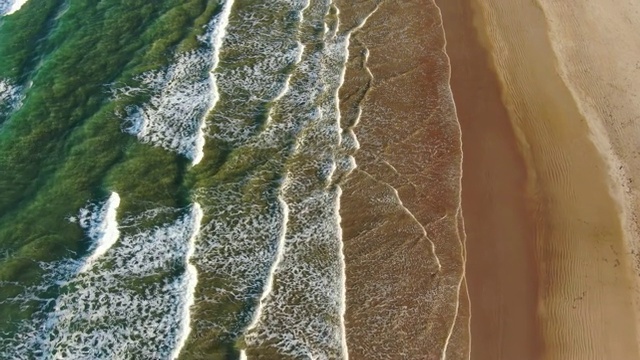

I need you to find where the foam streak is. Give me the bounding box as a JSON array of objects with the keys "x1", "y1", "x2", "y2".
[
  {"x1": 79, "y1": 192, "x2": 121, "y2": 273},
  {"x1": 171, "y1": 203, "x2": 204, "y2": 359},
  {"x1": 193, "y1": 0, "x2": 235, "y2": 165},
  {"x1": 1, "y1": 0, "x2": 28, "y2": 16}
]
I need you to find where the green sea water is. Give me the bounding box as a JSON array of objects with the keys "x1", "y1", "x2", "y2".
[
  {"x1": 0, "y1": 0, "x2": 207, "y2": 311},
  {"x1": 0, "y1": 0, "x2": 362, "y2": 358}
]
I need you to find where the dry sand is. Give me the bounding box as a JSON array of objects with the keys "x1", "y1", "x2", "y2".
[{"x1": 455, "y1": 0, "x2": 640, "y2": 358}]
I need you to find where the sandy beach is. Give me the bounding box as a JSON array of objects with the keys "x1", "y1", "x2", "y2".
[
  {"x1": 441, "y1": 0, "x2": 640, "y2": 358},
  {"x1": 437, "y1": 0, "x2": 543, "y2": 358}
]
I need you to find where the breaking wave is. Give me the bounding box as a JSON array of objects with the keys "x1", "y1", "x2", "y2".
[
  {"x1": 0, "y1": 79, "x2": 23, "y2": 125},
  {"x1": 0, "y1": 0, "x2": 29, "y2": 16},
  {"x1": 0, "y1": 197, "x2": 203, "y2": 359},
  {"x1": 76, "y1": 192, "x2": 121, "y2": 272},
  {"x1": 113, "y1": 1, "x2": 234, "y2": 165}
]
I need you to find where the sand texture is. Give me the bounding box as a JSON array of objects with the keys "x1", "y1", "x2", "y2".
[
  {"x1": 336, "y1": 0, "x2": 640, "y2": 358},
  {"x1": 448, "y1": 0, "x2": 640, "y2": 358},
  {"x1": 437, "y1": 0, "x2": 543, "y2": 358}
]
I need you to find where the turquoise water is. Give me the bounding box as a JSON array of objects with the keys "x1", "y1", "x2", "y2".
[{"x1": 0, "y1": 0, "x2": 361, "y2": 358}]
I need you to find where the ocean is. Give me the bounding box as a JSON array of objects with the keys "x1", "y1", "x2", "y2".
[{"x1": 0, "y1": 0, "x2": 467, "y2": 359}]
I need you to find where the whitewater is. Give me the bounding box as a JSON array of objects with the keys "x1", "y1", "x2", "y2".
[
  {"x1": 0, "y1": 0, "x2": 29, "y2": 16},
  {"x1": 0, "y1": 194, "x2": 204, "y2": 358},
  {"x1": 2, "y1": 0, "x2": 356, "y2": 357},
  {"x1": 0, "y1": 0, "x2": 444, "y2": 358},
  {"x1": 113, "y1": 0, "x2": 234, "y2": 165}
]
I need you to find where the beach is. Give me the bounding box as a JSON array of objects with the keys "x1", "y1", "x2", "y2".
[
  {"x1": 439, "y1": 0, "x2": 640, "y2": 358},
  {"x1": 5, "y1": 0, "x2": 640, "y2": 358},
  {"x1": 437, "y1": 0, "x2": 542, "y2": 358}
]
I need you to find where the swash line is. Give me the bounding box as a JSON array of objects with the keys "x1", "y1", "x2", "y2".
[
  {"x1": 330, "y1": 4, "x2": 383, "y2": 358},
  {"x1": 433, "y1": 0, "x2": 470, "y2": 355},
  {"x1": 440, "y1": 207, "x2": 468, "y2": 360}
]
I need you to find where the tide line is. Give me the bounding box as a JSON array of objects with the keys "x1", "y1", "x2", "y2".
[{"x1": 433, "y1": 0, "x2": 470, "y2": 357}]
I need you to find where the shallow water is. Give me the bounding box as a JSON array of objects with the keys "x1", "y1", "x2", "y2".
[{"x1": 0, "y1": 1, "x2": 466, "y2": 359}]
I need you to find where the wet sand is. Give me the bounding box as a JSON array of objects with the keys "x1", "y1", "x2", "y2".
[
  {"x1": 437, "y1": 0, "x2": 543, "y2": 359},
  {"x1": 336, "y1": 0, "x2": 468, "y2": 358},
  {"x1": 457, "y1": 0, "x2": 640, "y2": 358}
]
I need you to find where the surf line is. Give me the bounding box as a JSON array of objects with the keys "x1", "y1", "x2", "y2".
[
  {"x1": 192, "y1": 0, "x2": 235, "y2": 166},
  {"x1": 170, "y1": 203, "x2": 204, "y2": 360},
  {"x1": 79, "y1": 192, "x2": 121, "y2": 273},
  {"x1": 243, "y1": 177, "x2": 290, "y2": 336},
  {"x1": 333, "y1": 187, "x2": 351, "y2": 360}
]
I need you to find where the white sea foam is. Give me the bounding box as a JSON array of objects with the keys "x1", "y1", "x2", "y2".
[
  {"x1": 168, "y1": 4, "x2": 315, "y2": 351},
  {"x1": 243, "y1": 187, "x2": 348, "y2": 359},
  {"x1": 244, "y1": 188, "x2": 289, "y2": 333},
  {"x1": 114, "y1": 1, "x2": 234, "y2": 165},
  {"x1": 1, "y1": 203, "x2": 203, "y2": 359},
  {"x1": 190, "y1": 183, "x2": 288, "y2": 342},
  {"x1": 236, "y1": 1, "x2": 353, "y2": 358},
  {"x1": 77, "y1": 192, "x2": 121, "y2": 273},
  {"x1": 237, "y1": 3, "x2": 386, "y2": 357},
  {"x1": 0, "y1": 79, "x2": 23, "y2": 120},
  {"x1": 170, "y1": 203, "x2": 203, "y2": 360},
  {"x1": 205, "y1": 1, "x2": 305, "y2": 146},
  {"x1": 0, "y1": 0, "x2": 28, "y2": 16},
  {"x1": 193, "y1": 0, "x2": 234, "y2": 165}
]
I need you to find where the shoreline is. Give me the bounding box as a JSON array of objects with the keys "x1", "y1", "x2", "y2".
[{"x1": 437, "y1": 0, "x2": 543, "y2": 358}]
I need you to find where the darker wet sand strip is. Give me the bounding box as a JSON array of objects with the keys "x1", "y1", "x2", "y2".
[{"x1": 437, "y1": 1, "x2": 543, "y2": 359}]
